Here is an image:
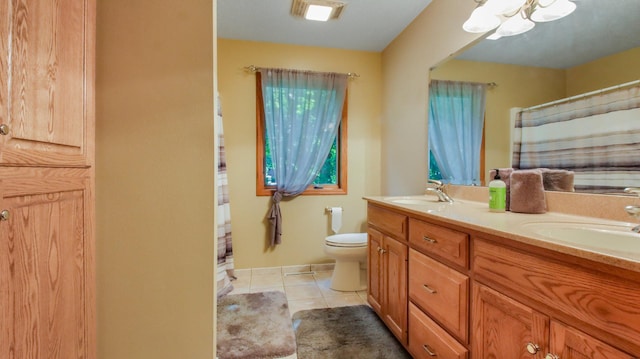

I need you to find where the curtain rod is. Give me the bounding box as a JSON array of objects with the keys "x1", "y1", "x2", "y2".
[
  {"x1": 522, "y1": 79, "x2": 640, "y2": 112},
  {"x1": 431, "y1": 79, "x2": 497, "y2": 88},
  {"x1": 243, "y1": 65, "x2": 360, "y2": 79}
]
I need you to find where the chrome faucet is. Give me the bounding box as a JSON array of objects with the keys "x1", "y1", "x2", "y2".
[
  {"x1": 426, "y1": 179, "x2": 454, "y2": 203},
  {"x1": 623, "y1": 187, "x2": 640, "y2": 233}
]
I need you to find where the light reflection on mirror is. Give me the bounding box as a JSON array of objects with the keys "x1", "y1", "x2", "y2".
[{"x1": 429, "y1": 0, "x2": 640, "y2": 193}]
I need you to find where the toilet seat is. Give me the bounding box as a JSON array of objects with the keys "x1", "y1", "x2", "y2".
[{"x1": 325, "y1": 233, "x2": 367, "y2": 248}]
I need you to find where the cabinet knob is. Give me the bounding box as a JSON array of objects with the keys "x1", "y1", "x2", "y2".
[
  {"x1": 380, "y1": 248, "x2": 387, "y2": 254},
  {"x1": 0, "y1": 210, "x2": 9, "y2": 221},
  {"x1": 526, "y1": 342, "x2": 540, "y2": 354},
  {"x1": 545, "y1": 354, "x2": 559, "y2": 359},
  {"x1": 0, "y1": 124, "x2": 8, "y2": 135}
]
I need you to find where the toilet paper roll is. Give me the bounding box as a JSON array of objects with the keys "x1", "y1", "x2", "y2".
[{"x1": 330, "y1": 207, "x2": 342, "y2": 234}]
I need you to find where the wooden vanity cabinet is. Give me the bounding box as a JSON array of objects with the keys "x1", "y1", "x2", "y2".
[
  {"x1": 473, "y1": 238, "x2": 640, "y2": 358},
  {"x1": 367, "y1": 205, "x2": 408, "y2": 344},
  {"x1": 366, "y1": 201, "x2": 640, "y2": 359},
  {"x1": 473, "y1": 283, "x2": 634, "y2": 359}
]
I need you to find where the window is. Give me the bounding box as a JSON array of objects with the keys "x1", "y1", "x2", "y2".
[
  {"x1": 256, "y1": 73, "x2": 348, "y2": 196},
  {"x1": 428, "y1": 80, "x2": 487, "y2": 185}
]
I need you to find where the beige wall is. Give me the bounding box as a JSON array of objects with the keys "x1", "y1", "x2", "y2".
[
  {"x1": 217, "y1": 39, "x2": 382, "y2": 269},
  {"x1": 567, "y1": 46, "x2": 640, "y2": 96},
  {"x1": 96, "y1": 0, "x2": 215, "y2": 358},
  {"x1": 432, "y1": 60, "x2": 566, "y2": 174},
  {"x1": 380, "y1": 0, "x2": 481, "y2": 195}
]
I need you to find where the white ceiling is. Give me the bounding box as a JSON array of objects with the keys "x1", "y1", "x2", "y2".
[
  {"x1": 217, "y1": 0, "x2": 433, "y2": 52},
  {"x1": 217, "y1": 0, "x2": 640, "y2": 69}
]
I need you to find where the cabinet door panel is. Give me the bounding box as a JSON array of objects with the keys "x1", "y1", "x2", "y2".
[
  {"x1": 384, "y1": 236, "x2": 408, "y2": 344},
  {"x1": 0, "y1": 0, "x2": 91, "y2": 166},
  {"x1": 0, "y1": 177, "x2": 92, "y2": 359},
  {"x1": 550, "y1": 322, "x2": 634, "y2": 359},
  {"x1": 367, "y1": 228, "x2": 383, "y2": 314},
  {"x1": 472, "y1": 283, "x2": 549, "y2": 359}
]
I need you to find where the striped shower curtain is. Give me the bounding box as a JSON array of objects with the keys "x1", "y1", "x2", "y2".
[
  {"x1": 512, "y1": 84, "x2": 640, "y2": 193},
  {"x1": 216, "y1": 96, "x2": 235, "y2": 297}
]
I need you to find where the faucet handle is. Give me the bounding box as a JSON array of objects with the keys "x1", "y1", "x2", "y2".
[
  {"x1": 428, "y1": 179, "x2": 444, "y2": 188},
  {"x1": 624, "y1": 187, "x2": 640, "y2": 196}
]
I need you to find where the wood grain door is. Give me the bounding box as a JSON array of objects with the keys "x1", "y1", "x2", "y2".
[
  {"x1": 548, "y1": 321, "x2": 635, "y2": 359},
  {"x1": 472, "y1": 283, "x2": 549, "y2": 359},
  {"x1": 383, "y1": 235, "x2": 408, "y2": 344},
  {"x1": 367, "y1": 228, "x2": 383, "y2": 315},
  {"x1": 0, "y1": 171, "x2": 94, "y2": 358},
  {"x1": 0, "y1": 0, "x2": 93, "y2": 167}
]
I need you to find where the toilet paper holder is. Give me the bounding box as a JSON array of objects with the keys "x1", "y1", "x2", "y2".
[{"x1": 325, "y1": 207, "x2": 343, "y2": 213}]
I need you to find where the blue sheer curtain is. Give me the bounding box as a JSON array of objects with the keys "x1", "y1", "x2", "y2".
[
  {"x1": 260, "y1": 68, "x2": 348, "y2": 246},
  {"x1": 428, "y1": 80, "x2": 487, "y2": 185}
]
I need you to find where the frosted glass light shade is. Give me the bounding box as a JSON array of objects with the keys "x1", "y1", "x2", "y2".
[
  {"x1": 496, "y1": 15, "x2": 535, "y2": 36},
  {"x1": 483, "y1": 0, "x2": 526, "y2": 15},
  {"x1": 462, "y1": 6, "x2": 501, "y2": 33},
  {"x1": 531, "y1": 0, "x2": 576, "y2": 22},
  {"x1": 537, "y1": 0, "x2": 557, "y2": 6}
]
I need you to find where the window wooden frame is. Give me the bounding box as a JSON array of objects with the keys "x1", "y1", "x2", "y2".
[{"x1": 255, "y1": 73, "x2": 348, "y2": 196}]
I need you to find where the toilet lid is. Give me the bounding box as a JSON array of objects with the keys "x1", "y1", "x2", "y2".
[{"x1": 325, "y1": 233, "x2": 367, "y2": 247}]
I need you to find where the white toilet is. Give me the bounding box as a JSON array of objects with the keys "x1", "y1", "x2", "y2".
[{"x1": 324, "y1": 233, "x2": 368, "y2": 291}]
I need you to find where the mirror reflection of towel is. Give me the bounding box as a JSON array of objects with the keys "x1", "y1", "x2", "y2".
[
  {"x1": 540, "y1": 168, "x2": 575, "y2": 192},
  {"x1": 510, "y1": 169, "x2": 547, "y2": 214}
]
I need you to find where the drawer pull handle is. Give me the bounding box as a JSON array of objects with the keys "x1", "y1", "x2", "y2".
[
  {"x1": 544, "y1": 354, "x2": 559, "y2": 359},
  {"x1": 0, "y1": 210, "x2": 9, "y2": 221},
  {"x1": 423, "y1": 284, "x2": 437, "y2": 294},
  {"x1": 422, "y1": 344, "x2": 437, "y2": 356},
  {"x1": 423, "y1": 236, "x2": 437, "y2": 244},
  {"x1": 526, "y1": 343, "x2": 540, "y2": 355}
]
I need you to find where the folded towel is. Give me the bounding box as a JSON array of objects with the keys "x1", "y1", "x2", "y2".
[
  {"x1": 489, "y1": 168, "x2": 513, "y2": 211},
  {"x1": 510, "y1": 169, "x2": 547, "y2": 214},
  {"x1": 539, "y1": 168, "x2": 575, "y2": 192}
]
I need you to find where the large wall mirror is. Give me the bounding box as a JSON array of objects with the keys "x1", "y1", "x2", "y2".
[{"x1": 430, "y1": 0, "x2": 640, "y2": 194}]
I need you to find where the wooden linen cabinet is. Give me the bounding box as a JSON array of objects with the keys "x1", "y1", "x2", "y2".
[{"x1": 0, "y1": 0, "x2": 96, "y2": 357}]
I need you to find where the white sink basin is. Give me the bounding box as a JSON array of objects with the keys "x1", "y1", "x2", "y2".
[{"x1": 522, "y1": 221, "x2": 640, "y2": 253}]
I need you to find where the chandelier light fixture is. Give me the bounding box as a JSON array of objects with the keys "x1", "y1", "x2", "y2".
[{"x1": 463, "y1": 0, "x2": 577, "y2": 39}]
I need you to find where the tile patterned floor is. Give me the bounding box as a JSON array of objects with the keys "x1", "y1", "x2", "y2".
[{"x1": 228, "y1": 264, "x2": 369, "y2": 317}]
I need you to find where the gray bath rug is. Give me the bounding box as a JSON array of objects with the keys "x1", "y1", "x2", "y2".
[
  {"x1": 217, "y1": 291, "x2": 296, "y2": 359},
  {"x1": 292, "y1": 305, "x2": 412, "y2": 359}
]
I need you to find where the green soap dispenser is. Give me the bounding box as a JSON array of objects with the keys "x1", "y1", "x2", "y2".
[{"x1": 489, "y1": 169, "x2": 506, "y2": 212}]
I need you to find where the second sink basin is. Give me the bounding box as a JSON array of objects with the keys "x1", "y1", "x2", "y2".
[{"x1": 522, "y1": 221, "x2": 640, "y2": 254}]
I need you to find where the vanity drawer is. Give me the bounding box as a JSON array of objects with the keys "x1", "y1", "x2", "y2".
[
  {"x1": 409, "y1": 249, "x2": 469, "y2": 343},
  {"x1": 367, "y1": 204, "x2": 407, "y2": 239},
  {"x1": 408, "y1": 302, "x2": 468, "y2": 359},
  {"x1": 474, "y1": 238, "x2": 640, "y2": 349},
  {"x1": 409, "y1": 218, "x2": 469, "y2": 268}
]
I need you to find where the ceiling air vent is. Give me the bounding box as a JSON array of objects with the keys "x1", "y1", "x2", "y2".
[{"x1": 291, "y1": 0, "x2": 347, "y2": 21}]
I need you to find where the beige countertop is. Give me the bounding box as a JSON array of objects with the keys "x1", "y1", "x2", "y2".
[{"x1": 364, "y1": 195, "x2": 640, "y2": 273}]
